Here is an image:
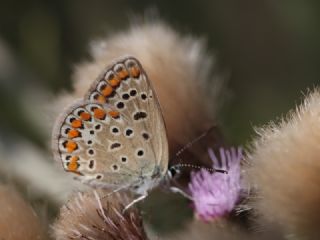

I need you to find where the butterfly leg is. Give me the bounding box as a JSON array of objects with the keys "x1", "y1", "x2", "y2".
[
  {"x1": 123, "y1": 194, "x2": 147, "y2": 213},
  {"x1": 170, "y1": 186, "x2": 193, "y2": 200},
  {"x1": 101, "y1": 184, "x2": 130, "y2": 200},
  {"x1": 167, "y1": 172, "x2": 193, "y2": 200}
]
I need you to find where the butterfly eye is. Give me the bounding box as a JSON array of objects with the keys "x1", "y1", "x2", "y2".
[{"x1": 168, "y1": 166, "x2": 181, "y2": 179}]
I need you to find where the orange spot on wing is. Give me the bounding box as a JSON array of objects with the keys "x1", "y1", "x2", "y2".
[
  {"x1": 94, "y1": 108, "x2": 106, "y2": 120},
  {"x1": 118, "y1": 69, "x2": 129, "y2": 80},
  {"x1": 97, "y1": 95, "x2": 106, "y2": 103},
  {"x1": 66, "y1": 141, "x2": 78, "y2": 153},
  {"x1": 80, "y1": 112, "x2": 91, "y2": 121},
  {"x1": 68, "y1": 129, "x2": 80, "y2": 138},
  {"x1": 108, "y1": 77, "x2": 121, "y2": 87},
  {"x1": 101, "y1": 85, "x2": 113, "y2": 97},
  {"x1": 68, "y1": 156, "x2": 79, "y2": 172},
  {"x1": 130, "y1": 66, "x2": 140, "y2": 78},
  {"x1": 70, "y1": 155, "x2": 78, "y2": 162},
  {"x1": 71, "y1": 119, "x2": 82, "y2": 128},
  {"x1": 108, "y1": 110, "x2": 120, "y2": 118}
]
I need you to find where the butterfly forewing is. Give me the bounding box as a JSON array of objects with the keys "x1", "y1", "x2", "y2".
[{"x1": 52, "y1": 56, "x2": 169, "y2": 189}]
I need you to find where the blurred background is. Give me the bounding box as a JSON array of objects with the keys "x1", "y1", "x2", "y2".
[
  {"x1": 0, "y1": 0, "x2": 319, "y2": 237},
  {"x1": 1, "y1": 0, "x2": 320, "y2": 146}
]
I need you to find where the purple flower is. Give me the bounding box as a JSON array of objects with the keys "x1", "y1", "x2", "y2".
[{"x1": 188, "y1": 147, "x2": 243, "y2": 221}]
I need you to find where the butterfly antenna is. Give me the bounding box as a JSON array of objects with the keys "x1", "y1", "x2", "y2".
[
  {"x1": 174, "y1": 162, "x2": 228, "y2": 174},
  {"x1": 168, "y1": 126, "x2": 227, "y2": 179},
  {"x1": 174, "y1": 125, "x2": 216, "y2": 160}
]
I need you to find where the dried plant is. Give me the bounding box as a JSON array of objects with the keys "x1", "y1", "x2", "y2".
[
  {"x1": 247, "y1": 88, "x2": 320, "y2": 239},
  {"x1": 164, "y1": 219, "x2": 251, "y2": 240},
  {"x1": 53, "y1": 189, "x2": 148, "y2": 240},
  {"x1": 0, "y1": 184, "x2": 46, "y2": 240}
]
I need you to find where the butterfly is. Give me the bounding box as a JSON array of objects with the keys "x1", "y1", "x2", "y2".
[{"x1": 52, "y1": 56, "x2": 169, "y2": 207}]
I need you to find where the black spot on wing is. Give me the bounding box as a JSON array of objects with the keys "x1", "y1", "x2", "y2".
[
  {"x1": 110, "y1": 142, "x2": 121, "y2": 149},
  {"x1": 133, "y1": 111, "x2": 147, "y2": 121}
]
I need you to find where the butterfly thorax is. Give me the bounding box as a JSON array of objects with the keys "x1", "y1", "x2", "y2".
[
  {"x1": 131, "y1": 175, "x2": 162, "y2": 195},
  {"x1": 131, "y1": 165, "x2": 164, "y2": 195}
]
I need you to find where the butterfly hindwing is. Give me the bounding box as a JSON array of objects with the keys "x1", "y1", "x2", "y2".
[{"x1": 52, "y1": 56, "x2": 169, "y2": 189}]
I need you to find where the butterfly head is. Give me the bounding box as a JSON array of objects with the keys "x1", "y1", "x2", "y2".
[{"x1": 167, "y1": 165, "x2": 182, "y2": 180}]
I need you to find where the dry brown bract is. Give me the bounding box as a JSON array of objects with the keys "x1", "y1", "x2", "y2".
[
  {"x1": 53, "y1": 190, "x2": 148, "y2": 240},
  {"x1": 0, "y1": 184, "x2": 46, "y2": 240},
  {"x1": 247, "y1": 89, "x2": 320, "y2": 239}
]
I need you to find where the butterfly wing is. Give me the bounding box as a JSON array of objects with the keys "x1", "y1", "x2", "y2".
[{"x1": 52, "y1": 56, "x2": 169, "y2": 189}]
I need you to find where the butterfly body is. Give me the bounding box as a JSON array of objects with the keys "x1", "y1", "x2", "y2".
[{"x1": 52, "y1": 57, "x2": 169, "y2": 195}]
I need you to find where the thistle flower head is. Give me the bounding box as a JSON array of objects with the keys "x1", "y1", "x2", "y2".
[
  {"x1": 53, "y1": 190, "x2": 148, "y2": 240},
  {"x1": 0, "y1": 184, "x2": 46, "y2": 240},
  {"x1": 188, "y1": 147, "x2": 243, "y2": 221},
  {"x1": 247, "y1": 89, "x2": 320, "y2": 239}
]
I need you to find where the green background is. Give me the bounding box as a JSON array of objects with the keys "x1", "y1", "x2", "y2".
[{"x1": 1, "y1": 0, "x2": 319, "y2": 146}]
